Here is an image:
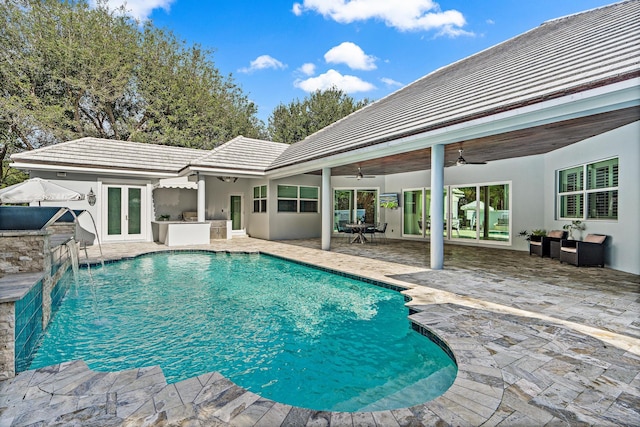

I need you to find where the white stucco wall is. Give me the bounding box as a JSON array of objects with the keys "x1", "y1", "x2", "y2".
[
  {"x1": 152, "y1": 188, "x2": 197, "y2": 220},
  {"x1": 203, "y1": 177, "x2": 248, "y2": 222},
  {"x1": 543, "y1": 121, "x2": 639, "y2": 274},
  {"x1": 268, "y1": 174, "x2": 323, "y2": 240},
  {"x1": 247, "y1": 179, "x2": 270, "y2": 240}
]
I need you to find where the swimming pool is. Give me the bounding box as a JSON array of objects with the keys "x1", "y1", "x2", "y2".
[{"x1": 28, "y1": 251, "x2": 456, "y2": 412}]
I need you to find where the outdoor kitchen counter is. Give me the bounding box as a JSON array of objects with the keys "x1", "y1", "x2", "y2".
[{"x1": 151, "y1": 221, "x2": 210, "y2": 246}]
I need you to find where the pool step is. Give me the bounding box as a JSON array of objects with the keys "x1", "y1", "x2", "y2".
[{"x1": 339, "y1": 364, "x2": 458, "y2": 412}]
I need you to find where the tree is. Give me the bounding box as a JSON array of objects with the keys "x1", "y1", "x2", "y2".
[
  {"x1": 268, "y1": 88, "x2": 371, "y2": 144},
  {"x1": 0, "y1": 0, "x2": 266, "y2": 186},
  {"x1": 131, "y1": 23, "x2": 266, "y2": 148}
]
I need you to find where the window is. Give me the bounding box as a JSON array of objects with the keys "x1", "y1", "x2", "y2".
[
  {"x1": 558, "y1": 158, "x2": 618, "y2": 220},
  {"x1": 253, "y1": 185, "x2": 267, "y2": 213},
  {"x1": 277, "y1": 185, "x2": 319, "y2": 213}
]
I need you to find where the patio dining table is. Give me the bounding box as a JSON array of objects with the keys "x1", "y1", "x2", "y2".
[{"x1": 345, "y1": 223, "x2": 374, "y2": 244}]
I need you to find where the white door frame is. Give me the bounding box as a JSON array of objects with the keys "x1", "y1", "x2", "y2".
[
  {"x1": 229, "y1": 193, "x2": 245, "y2": 233},
  {"x1": 102, "y1": 184, "x2": 148, "y2": 242}
]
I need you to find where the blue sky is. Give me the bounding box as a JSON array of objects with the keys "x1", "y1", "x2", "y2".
[{"x1": 97, "y1": 0, "x2": 617, "y2": 124}]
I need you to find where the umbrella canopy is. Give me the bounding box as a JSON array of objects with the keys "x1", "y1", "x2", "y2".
[
  {"x1": 460, "y1": 200, "x2": 494, "y2": 211},
  {"x1": 0, "y1": 177, "x2": 85, "y2": 204}
]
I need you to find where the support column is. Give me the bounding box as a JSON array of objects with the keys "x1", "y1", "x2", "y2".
[
  {"x1": 197, "y1": 173, "x2": 205, "y2": 222},
  {"x1": 321, "y1": 167, "x2": 332, "y2": 251},
  {"x1": 430, "y1": 144, "x2": 445, "y2": 270}
]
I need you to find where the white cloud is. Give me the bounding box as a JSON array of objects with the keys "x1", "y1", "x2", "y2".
[
  {"x1": 380, "y1": 77, "x2": 403, "y2": 87},
  {"x1": 299, "y1": 63, "x2": 317, "y2": 76},
  {"x1": 292, "y1": 0, "x2": 472, "y2": 36},
  {"x1": 239, "y1": 55, "x2": 287, "y2": 73},
  {"x1": 294, "y1": 69, "x2": 375, "y2": 92},
  {"x1": 90, "y1": 0, "x2": 174, "y2": 21},
  {"x1": 324, "y1": 42, "x2": 377, "y2": 70}
]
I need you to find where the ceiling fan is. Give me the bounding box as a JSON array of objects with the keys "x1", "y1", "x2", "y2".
[
  {"x1": 346, "y1": 166, "x2": 375, "y2": 180},
  {"x1": 454, "y1": 149, "x2": 487, "y2": 166}
]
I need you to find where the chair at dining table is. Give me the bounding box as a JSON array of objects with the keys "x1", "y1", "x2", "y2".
[
  {"x1": 365, "y1": 223, "x2": 377, "y2": 242},
  {"x1": 337, "y1": 220, "x2": 353, "y2": 242},
  {"x1": 374, "y1": 222, "x2": 388, "y2": 243}
]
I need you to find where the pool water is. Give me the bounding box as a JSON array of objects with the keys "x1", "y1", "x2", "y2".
[{"x1": 29, "y1": 252, "x2": 456, "y2": 412}]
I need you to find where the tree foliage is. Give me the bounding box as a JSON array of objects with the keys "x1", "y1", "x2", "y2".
[
  {"x1": 0, "y1": 0, "x2": 265, "y2": 186},
  {"x1": 268, "y1": 88, "x2": 371, "y2": 144}
]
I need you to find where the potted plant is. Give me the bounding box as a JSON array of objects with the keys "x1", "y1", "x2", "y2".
[
  {"x1": 519, "y1": 229, "x2": 546, "y2": 241},
  {"x1": 158, "y1": 214, "x2": 170, "y2": 221},
  {"x1": 563, "y1": 220, "x2": 585, "y2": 240}
]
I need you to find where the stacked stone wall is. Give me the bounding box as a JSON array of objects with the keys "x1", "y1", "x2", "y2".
[
  {"x1": 0, "y1": 232, "x2": 47, "y2": 278},
  {"x1": 0, "y1": 230, "x2": 70, "y2": 379},
  {"x1": 0, "y1": 302, "x2": 16, "y2": 380}
]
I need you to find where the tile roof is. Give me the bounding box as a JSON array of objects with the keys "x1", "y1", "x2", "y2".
[
  {"x1": 189, "y1": 136, "x2": 289, "y2": 172},
  {"x1": 268, "y1": 0, "x2": 640, "y2": 171},
  {"x1": 11, "y1": 137, "x2": 208, "y2": 174}
]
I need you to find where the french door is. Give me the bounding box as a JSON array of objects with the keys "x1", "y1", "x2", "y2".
[
  {"x1": 230, "y1": 194, "x2": 243, "y2": 231},
  {"x1": 104, "y1": 185, "x2": 146, "y2": 241}
]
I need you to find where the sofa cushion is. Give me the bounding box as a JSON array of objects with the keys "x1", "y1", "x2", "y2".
[
  {"x1": 547, "y1": 230, "x2": 564, "y2": 238},
  {"x1": 530, "y1": 241, "x2": 542, "y2": 246},
  {"x1": 561, "y1": 247, "x2": 577, "y2": 253},
  {"x1": 584, "y1": 234, "x2": 606, "y2": 244}
]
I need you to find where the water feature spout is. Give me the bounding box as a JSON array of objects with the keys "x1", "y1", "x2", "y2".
[{"x1": 65, "y1": 239, "x2": 79, "y2": 280}]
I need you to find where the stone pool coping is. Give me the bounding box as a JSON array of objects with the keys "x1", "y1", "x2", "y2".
[{"x1": 1, "y1": 239, "x2": 639, "y2": 426}]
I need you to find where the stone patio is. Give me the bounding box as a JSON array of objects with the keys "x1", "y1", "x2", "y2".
[{"x1": 0, "y1": 237, "x2": 638, "y2": 426}]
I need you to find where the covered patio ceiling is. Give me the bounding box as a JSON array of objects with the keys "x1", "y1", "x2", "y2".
[{"x1": 321, "y1": 106, "x2": 639, "y2": 177}]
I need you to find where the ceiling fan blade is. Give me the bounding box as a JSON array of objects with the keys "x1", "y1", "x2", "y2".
[{"x1": 454, "y1": 149, "x2": 486, "y2": 166}]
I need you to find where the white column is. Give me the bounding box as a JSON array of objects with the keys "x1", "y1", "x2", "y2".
[
  {"x1": 197, "y1": 172, "x2": 205, "y2": 222},
  {"x1": 430, "y1": 144, "x2": 445, "y2": 270},
  {"x1": 321, "y1": 167, "x2": 332, "y2": 251}
]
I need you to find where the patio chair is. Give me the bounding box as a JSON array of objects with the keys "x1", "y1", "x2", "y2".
[
  {"x1": 337, "y1": 220, "x2": 353, "y2": 242},
  {"x1": 529, "y1": 230, "x2": 566, "y2": 258},
  {"x1": 374, "y1": 222, "x2": 387, "y2": 242},
  {"x1": 365, "y1": 223, "x2": 377, "y2": 242},
  {"x1": 559, "y1": 234, "x2": 607, "y2": 267}
]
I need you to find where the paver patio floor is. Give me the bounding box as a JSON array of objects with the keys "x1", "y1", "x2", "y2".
[{"x1": 1, "y1": 237, "x2": 638, "y2": 426}]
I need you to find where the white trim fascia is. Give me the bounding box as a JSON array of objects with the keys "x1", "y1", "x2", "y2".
[
  {"x1": 266, "y1": 78, "x2": 640, "y2": 179},
  {"x1": 10, "y1": 162, "x2": 181, "y2": 178},
  {"x1": 180, "y1": 166, "x2": 267, "y2": 178}
]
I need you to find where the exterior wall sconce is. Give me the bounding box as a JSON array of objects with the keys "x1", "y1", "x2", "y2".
[
  {"x1": 87, "y1": 188, "x2": 96, "y2": 206},
  {"x1": 217, "y1": 176, "x2": 238, "y2": 183}
]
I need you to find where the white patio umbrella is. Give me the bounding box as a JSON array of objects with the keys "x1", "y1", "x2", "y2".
[
  {"x1": 0, "y1": 177, "x2": 85, "y2": 205},
  {"x1": 460, "y1": 200, "x2": 494, "y2": 211}
]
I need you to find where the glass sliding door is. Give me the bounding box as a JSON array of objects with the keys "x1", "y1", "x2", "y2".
[
  {"x1": 452, "y1": 186, "x2": 477, "y2": 240},
  {"x1": 356, "y1": 190, "x2": 377, "y2": 225},
  {"x1": 479, "y1": 183, "x2": 510, "y2": 241},
  {"x1": 402, "y1": 183, "x2": 511, "y2": 243},
  {"x1": 334, "y1": 190, "x2": 354, "y2": 231},
  {"x1": 403, "y1": 189, "x2": 423, "y2": 236},
  {"x1": 333, "y1": 189, "x2": 378, "y2": 231}
]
